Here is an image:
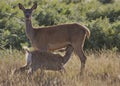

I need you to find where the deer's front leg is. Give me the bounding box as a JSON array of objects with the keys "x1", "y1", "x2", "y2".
[{"x1": 13, "y1": 64, "x2": 28, "y2": 74}]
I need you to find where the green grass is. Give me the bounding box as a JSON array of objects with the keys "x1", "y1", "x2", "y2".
[{"x1": 0, "y1": 49, "x2": 120, "y2": 86}]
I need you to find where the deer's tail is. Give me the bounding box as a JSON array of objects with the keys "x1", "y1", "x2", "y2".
[
  {"x1": 85, "y1": 27, "x2": 90, "y2": 39},
  {"x1": 80, "y1": 24, "x2": 90, "y2": 39}
]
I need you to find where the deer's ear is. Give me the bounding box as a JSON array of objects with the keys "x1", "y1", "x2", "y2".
[
  {"x1": 18, "y1": 3, "x2": 25, "y2": 10},
  {"x1": 23, "y1": 46, "x2": 30, "y2": 53},
  {"x1": 31, "y1": 2, "x2": 37, "y2": 10}
]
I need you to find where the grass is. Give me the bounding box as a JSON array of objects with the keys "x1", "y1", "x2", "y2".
[{"x1": 0, "y1": 49, "x2": 120, "y2": 86}]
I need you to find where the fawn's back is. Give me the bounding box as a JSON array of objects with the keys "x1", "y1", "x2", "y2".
[{"x1": 30, "y1": 51, "x2": 64, "y2": 70}]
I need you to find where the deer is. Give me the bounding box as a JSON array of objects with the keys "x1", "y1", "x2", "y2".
[
  {"x1": 14, "y1": 45, "x2": 73, "y2": 74},
  {"x1": 18, "y1": 3, "x2": 90, "y2": 74}
]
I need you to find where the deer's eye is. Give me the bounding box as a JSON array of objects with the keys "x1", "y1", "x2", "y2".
[{"x1": 25, "y1": 11, "x2": 31, "y2": 14}]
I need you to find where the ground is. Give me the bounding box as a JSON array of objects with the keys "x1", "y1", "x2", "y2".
[{"x1": 0, "y1": 49, "x2": 120, "y2": 86}]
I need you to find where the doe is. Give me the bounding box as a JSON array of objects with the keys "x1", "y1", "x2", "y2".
[{"x1": 18, "y1": 3, "x2": 90, "y2": 74}]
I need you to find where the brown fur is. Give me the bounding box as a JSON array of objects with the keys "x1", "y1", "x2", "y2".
[
  {"x1": 18, "y1": 3, "x2": 90, "y2": 74},
  {"x1": 14, "y1": 45, "x2": 73, "y2": 74}
]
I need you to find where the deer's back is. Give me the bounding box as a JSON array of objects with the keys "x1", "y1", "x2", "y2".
[
  {"x1": 32, "y1": 23, "x2": 86, "y2": 50},
  {"x1": 31, "y1": 51, "x2": 63, "y2": 70}
]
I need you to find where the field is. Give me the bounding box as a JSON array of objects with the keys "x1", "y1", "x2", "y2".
[
  {"x1": 0, "y1": 0, "x2": 120, "y2": 86},
  {"x1": 0, "y1": 49, "x2": 120, "y2": 86}
]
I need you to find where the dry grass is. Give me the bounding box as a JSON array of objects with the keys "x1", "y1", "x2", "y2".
[{"x1": 0, "y1": 49, "x2": 120, "y2": 86}]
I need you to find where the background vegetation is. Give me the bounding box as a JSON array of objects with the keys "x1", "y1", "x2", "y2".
[
  {"x1": 0, "y1": 0, "x2": 120, "y2": 50},
  {"x1": 0, "y1": 0, "x2": 120, "y2": 86}
]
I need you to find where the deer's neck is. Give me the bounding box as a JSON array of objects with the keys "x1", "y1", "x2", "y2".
[
  {"x1": 25, "y1": 19, "x2": 34, "y2": 40},
  {"x1": 63, "y1": 46, "x2": 73, "y2": 64}
]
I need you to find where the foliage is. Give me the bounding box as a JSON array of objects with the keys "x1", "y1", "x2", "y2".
[
  {"x1": 0, "y1": 0, "x2": 120, "y2": 50},
  {"x1": 98, "y1": 0, "x2": 115, "y2": 4}
]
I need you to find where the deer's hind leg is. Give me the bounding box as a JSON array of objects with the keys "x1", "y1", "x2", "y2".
[
  {"x1": 72, "y1": 37, "x2": 87, "y2": 75},
  {"x1": 74, "y1": 47, "x2": 86, "y2": 75}
]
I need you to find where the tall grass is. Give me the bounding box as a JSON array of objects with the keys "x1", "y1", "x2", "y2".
[{"x1": 0, "y1": 49, "x2": 120, "y2": 86}]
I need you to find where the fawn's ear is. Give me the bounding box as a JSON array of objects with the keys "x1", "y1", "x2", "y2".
[
  {"x1": 18, "y1": 3, "x2": 25, "y2": 10},
  {"x1": 23, "y1": 46, "x2": 30, "y2": 53},
  {"x1": 31, "y1": 2, "x2": 37, "y2": 10}
]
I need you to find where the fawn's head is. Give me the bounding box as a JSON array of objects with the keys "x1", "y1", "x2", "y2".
[{"x1": 18, "y1": 3, "x2": 37, "y2": 20}]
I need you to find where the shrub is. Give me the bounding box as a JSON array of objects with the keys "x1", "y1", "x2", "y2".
[
  {"x1": 98, "y1": 0, "x2": 115, "y2": 4},
  {"x1": 0, "y1": 0, "x2": 120, "y2": 50}
]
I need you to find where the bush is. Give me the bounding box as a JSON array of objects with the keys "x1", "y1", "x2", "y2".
[
  {"x1": 0, "y1": 0, "x2": 120, "y2": 50},
  {"x1": 98, "y1": 0, "x2": 115, "y2": 4},
  {"x1": 85, "y1": 18, "x2": 119, "y2": 50},
  {"x1": 86, "y1": 2, "x2": 120, "y2": 22}
]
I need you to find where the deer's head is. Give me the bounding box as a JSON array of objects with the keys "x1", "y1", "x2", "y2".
[{"x1": 18, "y1": 3, "x2": 37, "y2": 20}]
